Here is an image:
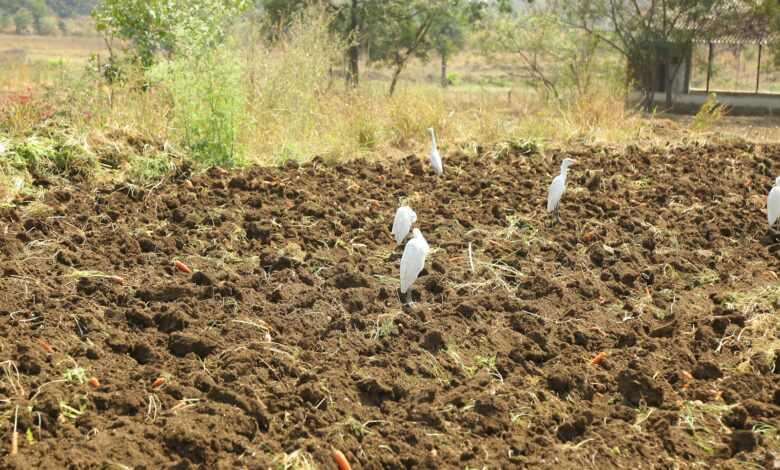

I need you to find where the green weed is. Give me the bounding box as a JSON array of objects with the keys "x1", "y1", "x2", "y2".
[{"x1": 692, "y1": 93, "x2": 728, "y2": 132}]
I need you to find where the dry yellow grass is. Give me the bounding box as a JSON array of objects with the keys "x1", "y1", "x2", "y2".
[{"x1": 0, "y1": 34, "x2": 106, "y2": 63}]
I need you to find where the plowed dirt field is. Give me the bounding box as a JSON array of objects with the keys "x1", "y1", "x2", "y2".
[{"x1": 1, "y1": 143, "x2": 779, "y2": 469}]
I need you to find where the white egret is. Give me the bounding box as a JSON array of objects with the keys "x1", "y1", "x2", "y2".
[
  {"x1": 769, "y1": 176, "x2": 780, "y2": 228},
  {"x1": 547, "y1": 158, "x2": 578, "y2": 223},
  {"x1": 400, "y1": 228, "x2": 430, "y2": 303},
  {"x1": 392, "y1": 206, "x2": 417, "y2": 245},
  {"x1": 427, "y1": 128, "x2": 443, "y2": 176}
]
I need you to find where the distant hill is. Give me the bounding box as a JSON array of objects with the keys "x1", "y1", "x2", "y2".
[{"x1": 0, "y1": 0, "x2": 97, "y2": 35}]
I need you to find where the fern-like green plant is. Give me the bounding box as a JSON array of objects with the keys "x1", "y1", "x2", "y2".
[{"x1": 691, "y1": 93, "x2": 727, "y2": 132}]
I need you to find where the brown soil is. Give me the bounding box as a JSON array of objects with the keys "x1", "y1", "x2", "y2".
[{"x1": 1, "y1": 143, "x2": 779, "y2": 469}]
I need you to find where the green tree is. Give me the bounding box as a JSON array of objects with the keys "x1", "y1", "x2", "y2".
[
  {"x1": 93, "y1": 0, "x2": 178, "y2": 66},
  {"x1": 93, "y1": 0, "x2": 246, "y2": 66},
  {"x1": 14, "y1": 8, "x2": 33, "y2": 34},
  {"x1": 0, "y1": 13, "x2": 10, "y2": 31},
  {"x1": 365, "y1": 0, "x2": 513, "y2": 95},
  {"x1": 430, "y1": 9, "x2": 466, "y2": 87},
  {"x1": 365, "y1": 0, "x2": 471, "y2": 96},
  {"x1": 27, "y1": 0, "x2": 49, "y2": 33},
  {"x1": 261, "y1": 0, "x2": 511, "y2": 91}
]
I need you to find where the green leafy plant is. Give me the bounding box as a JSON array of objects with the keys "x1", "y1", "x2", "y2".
[
  {"x1": 141, "y1": 0, "x2": 249, "y2": 167},
  {"x1": 153, "y1": 44, "x2": 245, "y2": 167},
  {"x1": 691, "y1": 93, "x2": 728, "y2": 131},
  {"x1": 63, "y1": 366, "x2": 87, "y2": 384},
  {"x1": 59, "y1": 399, "x2": 86, "y2": 420}
]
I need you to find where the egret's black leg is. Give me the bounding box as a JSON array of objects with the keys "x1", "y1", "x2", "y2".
[{"x1": 550, "y1": 206, "x2": 560, "y2": 225}]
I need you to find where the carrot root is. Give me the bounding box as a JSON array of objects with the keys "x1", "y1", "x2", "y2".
[
  {"x1": 174, "y1": 260, "x2": 192, "y2": 274},
  {"x1": 332, "y1": 449, "x2": 351, "y2": 470},
  {"x1": 37, "y1": 338, "x2": 54, "y2": 354},
  {"x1": 590, "y1": 352, "x2": 607, "y2": 366}
]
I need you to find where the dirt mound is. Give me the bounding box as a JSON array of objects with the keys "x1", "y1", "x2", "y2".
[{"x1": 1, "y1": 142, "x2": 779, "y2": 468}]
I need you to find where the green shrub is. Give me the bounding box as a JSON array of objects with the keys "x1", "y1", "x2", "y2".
[
  {"x1": 14, "y1": 8, "x2": 33, "y2": 34},
  {"x1": 127, "y1": 153, "x2": 175, "y2": 182},
  {"x1": 2, "y1": 135, "x2": 96, "y2": 178},
  {"x1": 692, "y1": 93, "x2": 727, "y2": 132},
  {"x1": 153, "y1": 44, "x2": 245, "y2": 167},
  {"x1": 38, "y1": 16, "x2": 59, "y2": 36}
]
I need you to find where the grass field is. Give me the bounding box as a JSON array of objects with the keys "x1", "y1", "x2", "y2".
[{"x1": 0, "y1": 34, "x2": 106, "y2": 63}]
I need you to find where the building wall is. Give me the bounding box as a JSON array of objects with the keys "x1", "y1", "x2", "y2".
[{"x1": 646, "y1": 91, "x2": 780, "y2": 115}]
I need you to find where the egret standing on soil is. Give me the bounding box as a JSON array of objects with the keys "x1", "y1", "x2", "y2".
[
  {"x1": 427, "y1": 128, "x2": 443, "y2": 176},
  {"x1": 400, "y1": 228, "x2": 430, "y2": 304},
  {"x1": 392, "y1": 206, "x2": 417, "y2": 244},
  {"x1": 769, "y1": 176, "x2": 780, "y2": 229},
  {"x1": 547, "y1": 158, "x2": 578, "y2": 223}
]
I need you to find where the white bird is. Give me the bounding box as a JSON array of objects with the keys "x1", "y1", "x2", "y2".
[
  {"x1": 400, "y1": 228, "x2": 430, "y2": 303},
  {"x1": 392, "y1": 206, "x2": 417, "y2": 245},
  {"x1": 768, "y1": 176, "x2": 780, "y2": 227},
  {"x1": 427, "y1": 128, "x2": 443, "y2": 176},
  {"x1": 547, "y1": 158, "x2": 578, "y2": 223}
]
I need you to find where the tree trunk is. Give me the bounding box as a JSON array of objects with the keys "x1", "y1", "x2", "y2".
[
  {"x1": 440, "y1": 53, "x2": 448, "y2": 87},
  {"x1": 645, "y1": 54, "x2": 658, "y2": 112},
  {"x1": 347, "y1": 0, "x2": 360, "y2": 87},
  {"x1": 664, "y1": 52, "x2": 673, "y2": 107},
  {"x1": 637, "y1": 63, "x2": 654, "y2": 112},
  {"x1": 389, "y1": 60, "x2": 404, "y2": 96}
]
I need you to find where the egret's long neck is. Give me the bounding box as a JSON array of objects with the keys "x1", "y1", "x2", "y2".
[
  {"x1": 560, "y1": 166, "x2": 569, "y2": 178},
  {"x1": 429, "y1": 131, "x2": 437, "y2": 148}
]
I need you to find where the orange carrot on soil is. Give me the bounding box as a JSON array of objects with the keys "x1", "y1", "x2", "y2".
[
  {"x1": 152, "y1": 377, "x2": 166, "y2": 389},
  {"x1": 11, "y1": 406, "x2": 18, "y2": 456},
  {"x1": 174, "y1": 260, "x2": 192, "y2": 274},
  {"x1": 331, "y1": 449, "x2": 352, "y2": 470},
  {"x1": 590, "y1": 352, "x2": 607, "y2": 366},
  {"x1": 87, "y1": 377, "x2": 100, "y2": 389},
  {"x1": 37, "y1": 338, "x2": 54, "y2": 354},
  {"x1": 10, "y1": 431, "x2": 17, "y2": 456}
]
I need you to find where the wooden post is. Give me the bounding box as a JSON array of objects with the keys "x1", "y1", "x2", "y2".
[
  {"x1": 706, "y1": 42, "x2": 713, "y2": 93},
  {"x1": 756, "y1": 44, "x2": 762, "y2": 94}
]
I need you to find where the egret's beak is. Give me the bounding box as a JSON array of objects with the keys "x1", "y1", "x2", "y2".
[{"x1": 569, "y1": 159, "x2": 579, "y2": 165}]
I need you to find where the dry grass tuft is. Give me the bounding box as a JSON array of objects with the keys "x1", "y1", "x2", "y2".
[{"x1": 723, "y1": 284, "x2": 780, "y2": 373}]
